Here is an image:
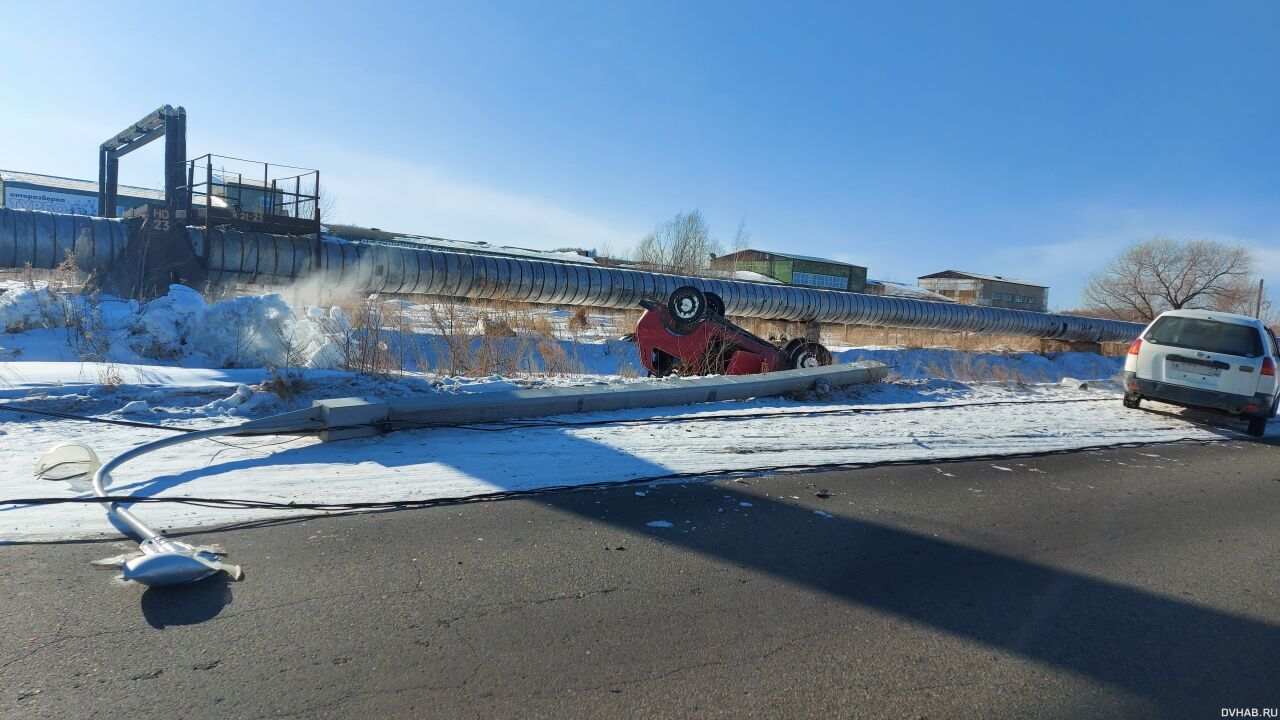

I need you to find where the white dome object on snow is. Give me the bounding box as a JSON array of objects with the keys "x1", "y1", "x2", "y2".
[{"x1": 34, "y1": 441, "x2": 102, "y2": 482}]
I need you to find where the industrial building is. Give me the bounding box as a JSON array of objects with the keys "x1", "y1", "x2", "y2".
[
  {"x1": 711, "y1": 249, "x2": 867, "y2": 293},
  {"x1": 325, "y1": 224, "x2": 598, "y2": 265},
  {"x1": 0, "y1": 169, "x2": 162, "y2": 217},
  {"x1": 917, "y1": 270, "x2": 1048, "y2": 312},
  {"x1": 866, "y1": 278, "x2": 956, "y2": 303}
]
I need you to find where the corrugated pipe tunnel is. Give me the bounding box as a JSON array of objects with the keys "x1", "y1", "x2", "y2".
[{"x1": 0, "y1": 207, "x2": 1144, "y2": 343}]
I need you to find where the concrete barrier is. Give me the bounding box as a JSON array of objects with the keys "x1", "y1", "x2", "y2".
[{"x1": 385, "y1": 361, "x2": 889, "y2": 426}]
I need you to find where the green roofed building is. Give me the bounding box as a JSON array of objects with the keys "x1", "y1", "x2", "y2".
[{"x1": 711, "y1": 249, "x2": 867, "y2": 293}]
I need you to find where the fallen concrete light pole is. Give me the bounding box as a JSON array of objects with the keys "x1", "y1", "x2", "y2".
[
  {"x1": 384, "y1": 362, "x2": 889, "y2": 427},
  {"x1": 44, "y1": 362, "x2": 885, "y2": 586},
  {"x1": 74, "y1": 408, "x2": 326, "y2": 586}
]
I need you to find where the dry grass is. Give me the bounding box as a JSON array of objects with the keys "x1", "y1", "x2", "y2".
[
  {"x1": 339, "y1": 295, "x2": 410, "y2": 376},
  {"x1": 923, "y1": 356, "x2": 1031, "y2": 383},
  {"x1": 313, "y1": 295, "x2": 626, "y2": 378},
  {"x1": 174, "y1": 280, "x2": 1125, "y2": 380},
  {"x1": 829, "y1": 324, "x2": 1044, "y2": 352},
  {"x1": 259, "y1": 367, "x2": 307, "y2": 401},
  {"x1": 97, "y1": 363, "x2": 124, "y2": 390},
  {"x1": 291, "y1": 292, "x2": 1108, "y2": 381}
]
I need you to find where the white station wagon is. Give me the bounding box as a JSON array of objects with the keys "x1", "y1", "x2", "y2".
[{"x1": 1123, "y1": 309, "x2": 1279, "y2": 437}]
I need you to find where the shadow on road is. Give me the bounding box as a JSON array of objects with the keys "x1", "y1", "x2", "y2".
[
  {"x1": 435, "y1": 431, "x2": 1277, "y2": 716},
  {"x1": 140, "y1": 573, "x2": 233, "y2": 629},
  {"x1": 27, "y1": 409, "x2": 1274, "y2": 712},
  {"x1": 533, "y1": 477, "x2": 1279, "y2": 715}
]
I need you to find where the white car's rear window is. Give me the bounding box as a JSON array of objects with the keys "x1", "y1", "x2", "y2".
[{"x1": 1145, "y1": 316, "x2": 1264, "y2": 357}]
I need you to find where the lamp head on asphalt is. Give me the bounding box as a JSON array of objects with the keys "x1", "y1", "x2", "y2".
[
  {"x1": 122, "y1": 551, "x2": 220, "y2": 586},
  {"x1": 120, "y1": 537, "x2": 237, "y2": 587}
]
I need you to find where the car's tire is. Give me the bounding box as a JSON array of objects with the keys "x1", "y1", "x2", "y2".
[
  {"x1": 789, "y1": 341, "x2": 832, "y2": 369},
  {"x1": 1123, "y1": 394, "x2": 1141, "y2": 409},
  {"x1": 667, "y1": 286, "x2": 708, "y2": 330},
  {"x1": 705, "y1": 292, "x2": 726, "y2": 318},
  {"x1": 1246, "y1": 414, "x2": 1268, "y2": 438}
]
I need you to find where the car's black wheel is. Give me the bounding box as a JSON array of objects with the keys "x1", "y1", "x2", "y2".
[
  {"x1": 789, "y1": 341, "x2": 832, "y2": 370},
  {"x1": 1246, "y1": 415, "x2": 1267, "y2": 438},
  {"x1": 667, "y1": 286, "x2": 708, "y2": 329},
  {"x1": 705, "y1": 292, "x2": 726, "y2": 317},
  {"x1": 1123, "y1": 394, "x2": 1141, "y2": 409}
]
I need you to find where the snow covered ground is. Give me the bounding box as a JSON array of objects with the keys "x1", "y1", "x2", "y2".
[{"x1": 1, "y1": 283, "x2": 1270, "y2": 543}]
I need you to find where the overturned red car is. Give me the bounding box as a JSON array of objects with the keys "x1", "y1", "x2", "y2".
[{"x1": 634, "y1": 286, "x2": 833, "y2": 377}]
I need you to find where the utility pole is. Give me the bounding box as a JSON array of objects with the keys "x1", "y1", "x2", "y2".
[{"x1": 1255, "y1": 278, "x2": 1265, "y2": 318}]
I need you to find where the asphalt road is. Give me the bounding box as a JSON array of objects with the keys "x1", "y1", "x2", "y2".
[{"x1": 2, "y1": 437, "x2": 1278, "y2": 719}]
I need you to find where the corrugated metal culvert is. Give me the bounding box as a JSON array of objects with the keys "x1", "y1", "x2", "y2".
[{"x1": 0, "y1": 208, "x2": 1144, "y2": 342}]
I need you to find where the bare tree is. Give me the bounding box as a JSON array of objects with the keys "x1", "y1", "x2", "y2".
[
  {"x1": 723, "y1": 218, "x2": 751, "y2": 276},
  {"x1": 633, "y1": 210, "x2": 722, "y2": 275},
  {"x1": 732, "y1": 218, "x2": 750, "y2": 255},
  {"x1": 1082, "y1": 237, "x2": 1259, "y2": 321},
  {"x1": 317, "y1": 186, "x2": 338, "y2": 223}
]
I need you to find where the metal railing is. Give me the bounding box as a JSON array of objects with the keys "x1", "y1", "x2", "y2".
[{"x1": 182, "y1": 154, "x2": 320, "y2": 225}]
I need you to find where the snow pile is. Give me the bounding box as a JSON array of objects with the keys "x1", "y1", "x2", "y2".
[
  {"x1": 2, "y1": 283, "x2": 354, "y2": 369},
  {"x1": 198, "y1": 384, "x2": 277, "y2": 416},
  {"x1": 127, "y1": 285, "x2": 349, "y2": 368},
  {"x1": 118, "y1": 400, "x2": 151, "y2": 415},
  {"x1": 0, "y1": 284, "x2": 76, "y2": 332}
]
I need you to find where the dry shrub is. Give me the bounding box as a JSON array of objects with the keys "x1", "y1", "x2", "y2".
[
  {"x1": 260, "y1": 367, "x2": 307, "y2": 400},
  {"x1": 834, "y1": 324, "x2": 1040, "y2": 352},
  {"x1": 64, "y1": 302, "x2": 112, "y2": 362},
  {"x1": 535, "y1": 337, "x2": 576, "y2": 375},
  {"x1": 425, "y1": 299, "x2": 476, "y2": 375},
  {"x1": 98, "y1": 363, "x2": 124, "y2": 390},
  {"x1": 446, "y1": 299, "x2": 594, "y2": 377},
  {"x1": 923, "y1": 355, "x2": 1029, "y2": 383},
  {"x1": 50, "y1": 251, "x2": 88, "y2": 291},
  {"x1": 568, "y1": 306, "x2": 591, "y2": 332},
  {"x1": 339, "y1": 295, "x2": 405, "y2": 375},
  {"x1": 479, "y1": 316, "x2": 516, "y2": 338}
]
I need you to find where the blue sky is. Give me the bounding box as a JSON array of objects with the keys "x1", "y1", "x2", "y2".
[{"x1": 2, "y1": 1, "x2": 1277, "y2": 308}]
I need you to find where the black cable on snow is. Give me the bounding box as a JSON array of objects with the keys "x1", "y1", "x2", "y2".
[
  {"x1": 0, "y1": 402, "x2": 197, "y2": 432},
  {"x1": 1, "y1": 395, "x2": 1117, "y2": 437},
  {"x1": 0, "y1": 435, "x2": 1229, "y2": 513},
  {"x1": 6, "y1": 391, "x2": 1242, "y2": 516},
  {"x1": 379, "y1": 397, "x2": 1119, "y2": 433}
]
